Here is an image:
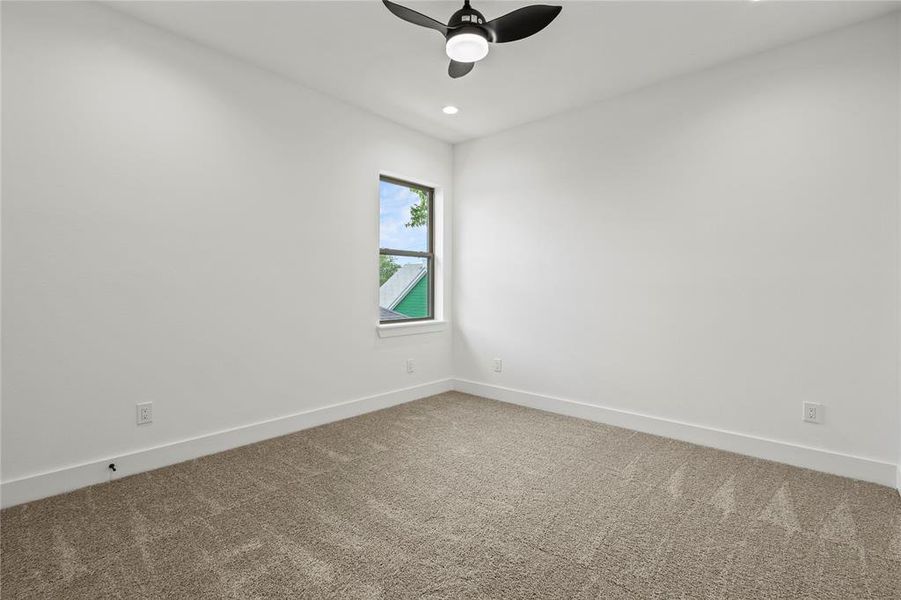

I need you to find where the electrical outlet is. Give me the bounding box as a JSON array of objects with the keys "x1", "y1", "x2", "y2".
[
  {"x1": 802, "y1": 402, "x2": 822, "y2": 424},
  {"x1": 493, "y1": 358, "x2": 502, "y2": 373},
  {"x1": 136, "y1": 402, "x2": 153, "y2": 425},
  {"x1": 406, "y1": 359, "x2": 415, "y2": 374}
]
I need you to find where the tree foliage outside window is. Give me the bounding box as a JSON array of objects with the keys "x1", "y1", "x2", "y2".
[
  {"x1": 380, "y1": 254, "x2": 400, "y2": 285},
  {"x1": 406, "y1": 188, "x2": 428, "y2": 229}
]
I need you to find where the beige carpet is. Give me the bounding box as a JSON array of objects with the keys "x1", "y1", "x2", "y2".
[{"x1": 2, "y1": 392, "x2": 900, "y2": 599}]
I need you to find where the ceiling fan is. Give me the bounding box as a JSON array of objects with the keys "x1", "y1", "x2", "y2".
[{"x1": 383, "y1": 0, "x2": 562, "y2": 79}]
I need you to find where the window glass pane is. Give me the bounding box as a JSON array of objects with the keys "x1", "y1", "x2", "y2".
[
  {"x1": 379, "y1": 255, "x2": 430, "y2": 321},
  {"x1": 379, "y1": 179, "x2": 428, "y2": 252}
]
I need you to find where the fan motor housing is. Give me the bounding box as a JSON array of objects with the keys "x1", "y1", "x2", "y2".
[
  {"x1": 446, "y1": 23, "x2": 486, "y2": 43},
  {"x1": 448, "y1": 5, "x2": 486, "y2": 30}
]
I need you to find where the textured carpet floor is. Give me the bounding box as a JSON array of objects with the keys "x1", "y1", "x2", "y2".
[{"x1": 2, "y1": 392, "x2": 900, "y2": 599}]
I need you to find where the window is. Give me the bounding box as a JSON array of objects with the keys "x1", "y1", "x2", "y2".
[{"x1": 379, "y1": 176, "x2": 434, "y2": 323}]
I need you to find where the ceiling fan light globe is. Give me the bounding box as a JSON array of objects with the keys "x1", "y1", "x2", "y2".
[{"x1": 445, "y1": 32, "x2": 489, "y2": 63}]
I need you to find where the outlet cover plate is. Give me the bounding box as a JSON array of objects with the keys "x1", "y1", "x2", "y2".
[
  {"x1": 137, "y1": 402, "x2": 153, "y2": 425},
  {"x1": 802, "y1": 401, "x2": 822, "y2": 424}
]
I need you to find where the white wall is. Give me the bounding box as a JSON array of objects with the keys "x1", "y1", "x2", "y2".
[
  {"x1": 897, "y1": 12, "x2": 901, "y2": 493},
  {"x1": 454, "y1": 16, "x2": 900, "y2": 474},
  {"x1": 3, "y1": 2, "x2": 900, "y2": 503},
  {"x1": 1, "y1": 2, "x2": 452, "y2": 488}
]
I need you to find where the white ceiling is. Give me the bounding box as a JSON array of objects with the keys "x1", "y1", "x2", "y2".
[{"x1": 109, "y1": 1, "x2": 899, "y2": 143}]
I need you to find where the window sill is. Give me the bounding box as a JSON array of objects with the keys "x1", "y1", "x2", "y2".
[{"x1": 377, "y1": 320, "x2": 448, "y2": 338}]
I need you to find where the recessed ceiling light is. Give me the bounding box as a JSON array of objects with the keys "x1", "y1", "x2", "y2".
[{"x1": 442, "y1": 105, "x2": 459, "y2": 115}]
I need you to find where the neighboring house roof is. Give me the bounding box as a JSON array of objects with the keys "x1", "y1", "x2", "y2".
[
  {"x1": 379, "y1": 306, "x2": 406, "y2": 320},
  {"x1": 379, "y1": 263, "x2": 427, "y2": 310}
]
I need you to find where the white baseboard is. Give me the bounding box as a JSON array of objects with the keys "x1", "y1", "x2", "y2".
[
  {"x1": 3, "y1": 377, "x2": 896, "y2": 507},
  {"x1": 453, "y1": 379, "x2": 898, "y2": 488},
  {"x1": 0, "y1": 378, "x2": 453, "y2": 508},
  {"x1": 897, "y1": 466, "x2": 901, "y2": 499}
]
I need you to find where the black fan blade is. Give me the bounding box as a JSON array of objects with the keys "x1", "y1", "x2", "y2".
[
  {"x1": 383, "y1": 0, "x2": 448, "y2": 35},
  {"x1": 448, "y1": 60, "x2": 474, "y2": 78},
  {"x1": 484, "y1": 5, "x2": 562, "y2": 43}
]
